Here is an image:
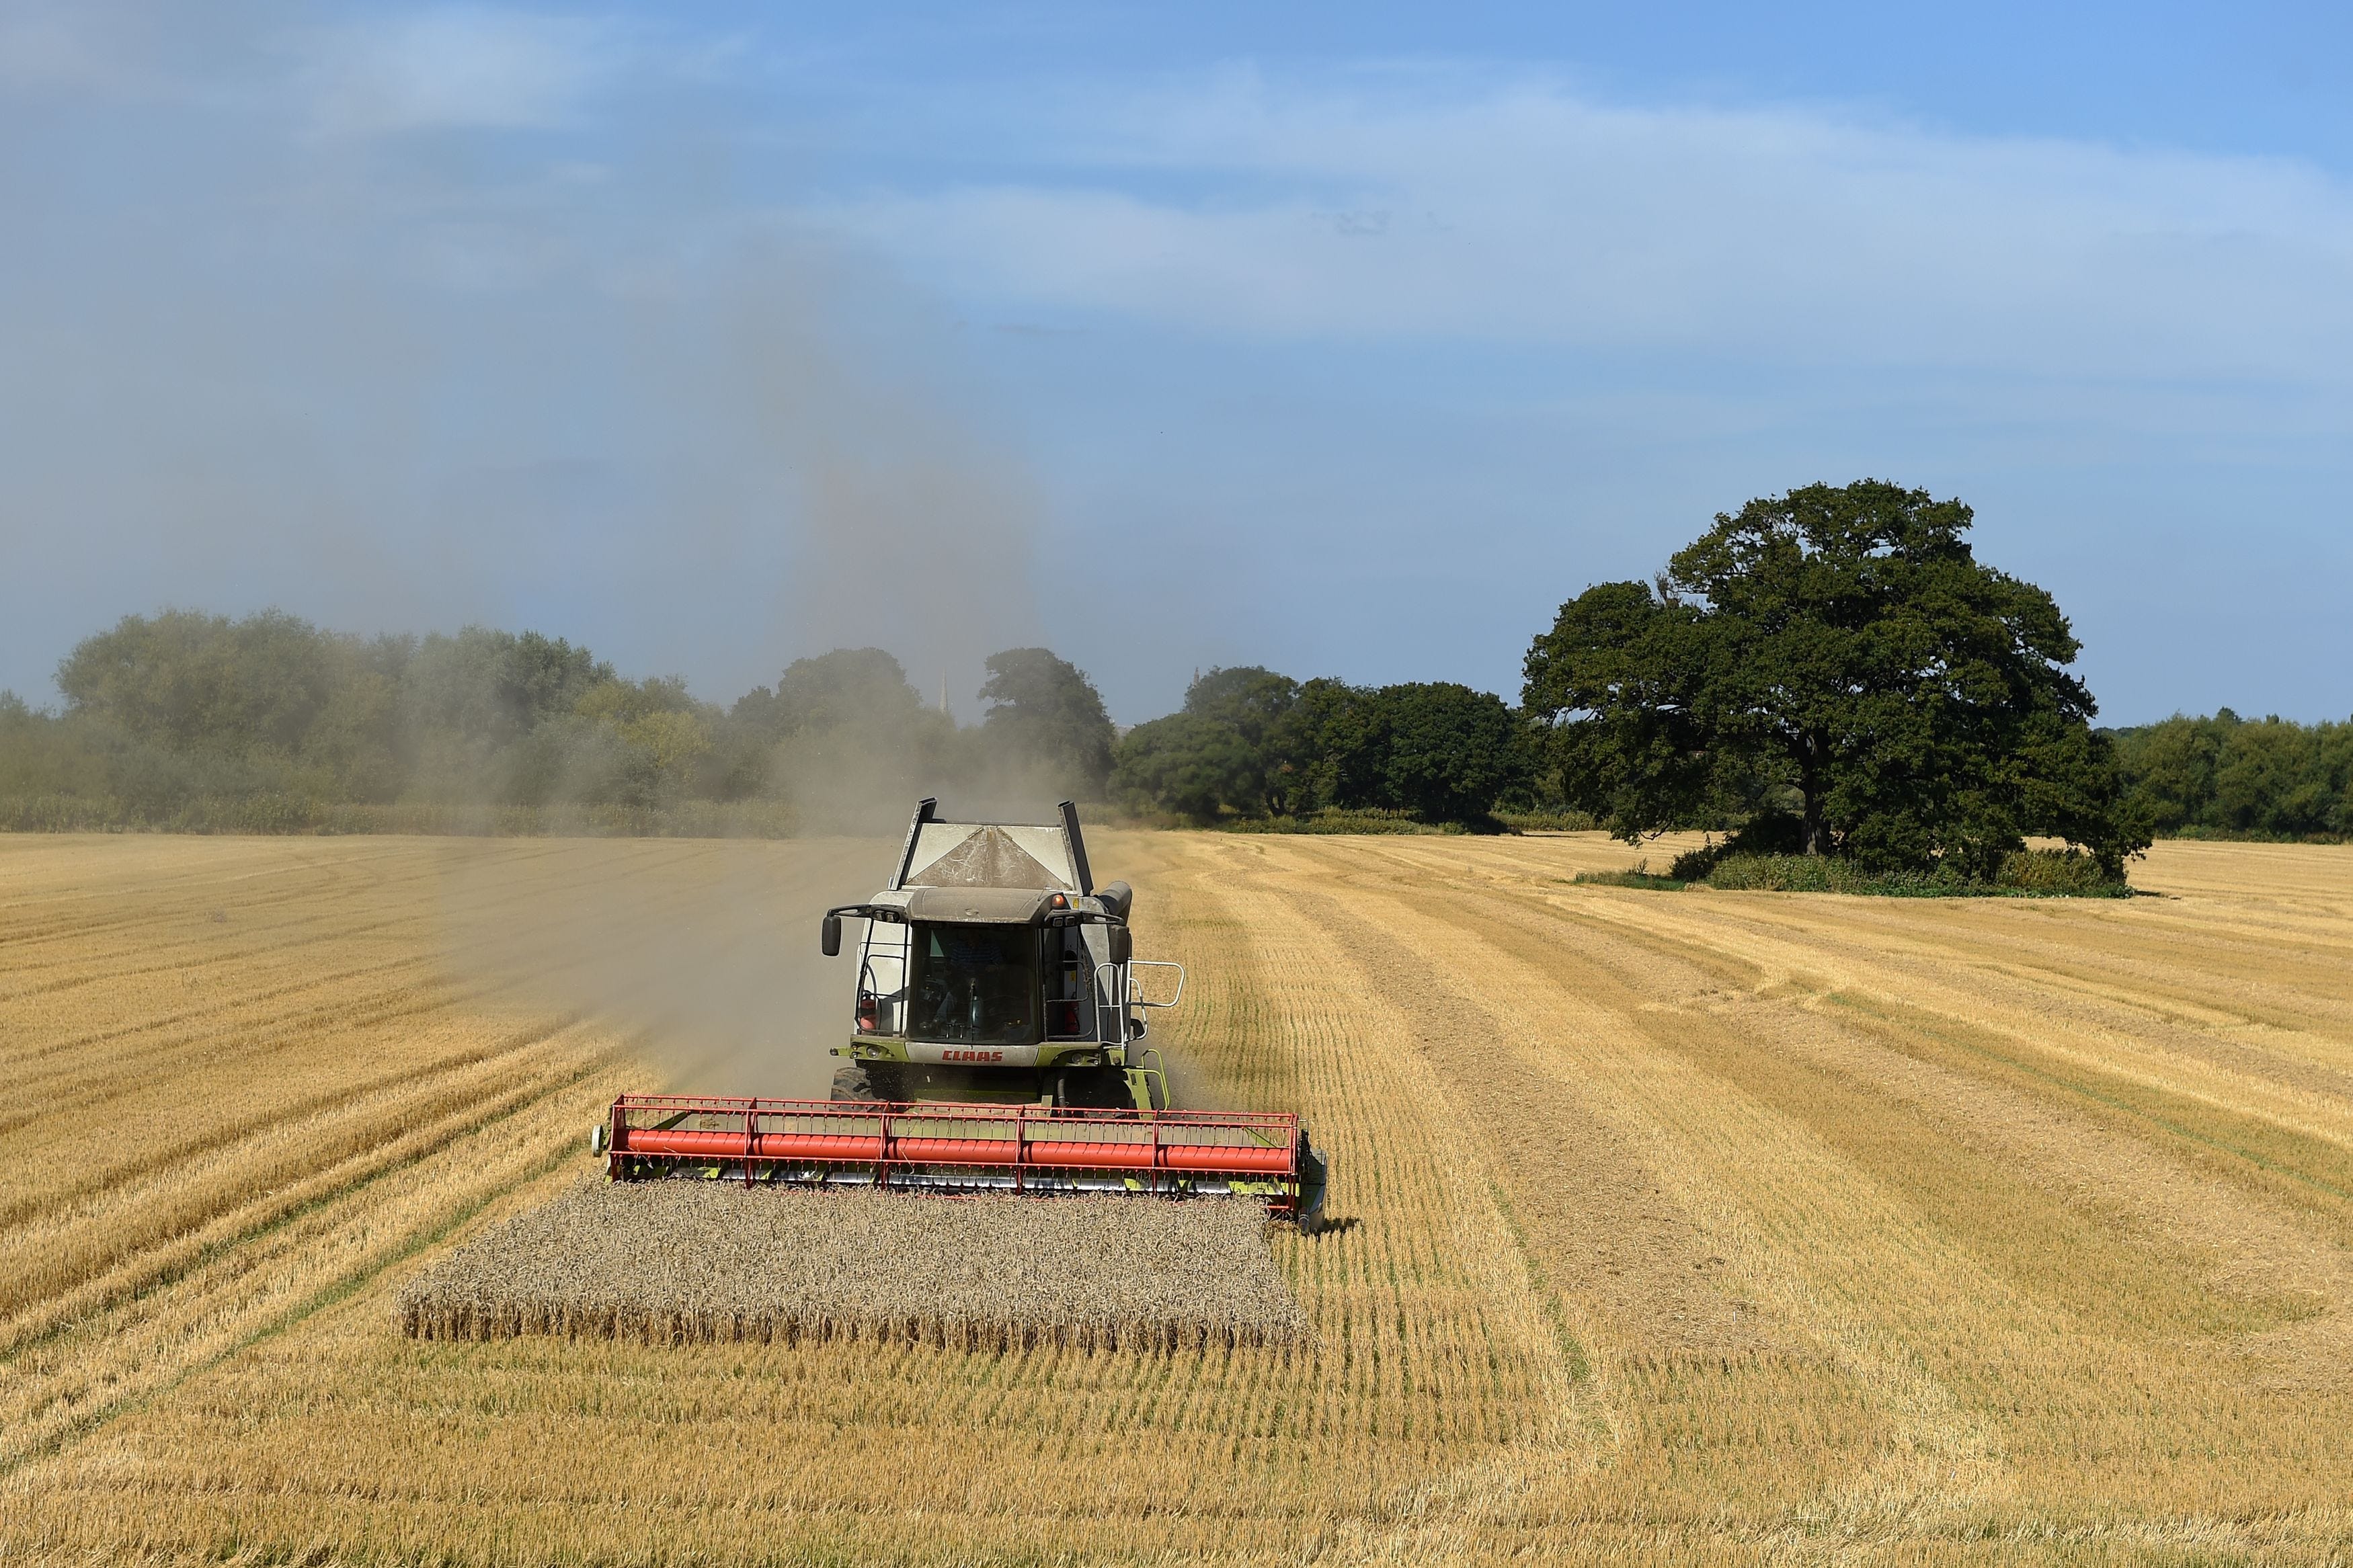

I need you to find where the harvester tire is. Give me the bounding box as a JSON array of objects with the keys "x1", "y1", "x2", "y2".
[
  {"x1": 830, "y1": 1061, "x2": 905, "y2": 1103},
  {"x1": 1296, "y1": 1141, "x2": 1331, "y2": 1235}
]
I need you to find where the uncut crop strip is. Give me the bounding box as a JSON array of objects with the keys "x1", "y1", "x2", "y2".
[{"x1": 397, "y1": 1183, "x2": 1310, "y2": 1352}]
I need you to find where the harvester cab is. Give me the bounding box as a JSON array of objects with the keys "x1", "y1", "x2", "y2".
[
  {"x1": 822, "y1": 798, "x2": 1176, "y2": 1112},
  {"x1": 592, "y1": 799, "x2": 1329, "y2": 1229}
]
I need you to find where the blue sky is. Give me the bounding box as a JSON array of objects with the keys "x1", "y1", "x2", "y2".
[{"x1": 2, "y1": 1, "x2": 2348, "y2": 724}]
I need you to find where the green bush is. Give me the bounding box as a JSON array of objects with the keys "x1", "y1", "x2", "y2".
[
  {"x1": 1994, "y1": 848, "x2": 2126, "y2": 895},
  {"x1": 1696, "y1": 850, "x2": 2127, "y2": 897},
  {"x1": 0, "y1": 795, "x2": 804, "y2": 838},
  {"x1": 1494, "y1": 809, "x2": 1598, "y2": 832},
  {"x1": 1565, "y1": 845, "x2": 2133, "y2": 897},
  {"x1": 1572, "y1": 862, "x2": 1687, "y2": 889},
  {"x1": 1220, "y1": 808, "x2": 1464, "y2": 836},
  {"x1": 0, "y1": 794, "x2": 132, "y2": 832},
  {"x1": 1701, "y1": 854, "x2": 1906, "y2": 893},
  {"x1": 2161, "y1": 823, "x2": 2346, "y2": 845}
]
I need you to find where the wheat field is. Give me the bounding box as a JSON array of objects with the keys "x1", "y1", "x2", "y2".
[{"x1": 3, "y1": 829, "x2": 2351, "y2": 1565}]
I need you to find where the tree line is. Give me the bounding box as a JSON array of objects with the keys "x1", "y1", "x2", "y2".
[
  {"x1": 0, "y1": 606, "x2": 1531, "y2": 835},
  {"x1": 0, "y1": 613, "x2": 1117, "y2": 833},
  {"x1": 4, "y1": 481, "x2": 2344, "y2": 859},
  {"x1": 1107, "y1": 482, "x2": 2346, "y2": 870},
  {"x1": 2106, "y1": 712, "x2": 2352, "y2": 840},
  {"x1": 1109, "y1": 669, "x2": 1533, "y2": 825}
]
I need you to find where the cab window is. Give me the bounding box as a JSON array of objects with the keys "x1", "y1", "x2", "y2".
[
  {"x1": 910, "y1": 923, "x2": 1039, "y2": 1044},
  {"x1": 1045, "y1": 926, "x2": 1091, "y2": 1038}
]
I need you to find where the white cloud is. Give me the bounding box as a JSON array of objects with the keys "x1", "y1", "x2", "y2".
[
  {"x1": 0, "y1": 1, "x2": 270, "y2": 100},
  {"x1": 813, "y1": 73, "x2": 2353, "y2": 386},
  {"x1": 300, "y1": 7, "x2": 620, "y2": 134},
  {"x1": 0, "y1": 6, "x2": 116, "y2": 90}
]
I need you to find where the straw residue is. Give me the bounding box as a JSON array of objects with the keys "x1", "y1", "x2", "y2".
[{"x1": 397, "y1": 1181, "x2": 1309, "y2": 1352}]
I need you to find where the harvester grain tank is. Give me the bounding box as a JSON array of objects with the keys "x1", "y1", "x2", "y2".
[{"x1": 595, "y1": 801, "x2": 1329, "y2": 1229}]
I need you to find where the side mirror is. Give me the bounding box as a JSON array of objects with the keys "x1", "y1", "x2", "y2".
[
  {"x1": 821, "y1": 913, "x2": 842, "y2": 957},
  {"x1": 1109, "y1": 925, "x2": 1132, "y2": 966}
]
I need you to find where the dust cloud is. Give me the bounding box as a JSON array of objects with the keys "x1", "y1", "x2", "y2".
[
  {"x1": 431, "y1": 797, "x2": 1160, "y2": 1103},
  {"x1": 2, "y1": 26, "x2": 1051, "y2": 716},
  {"x1": 397, "y1": 205, "x2": 1064, "y2": 1083},
  {"x1": 705, "y1": 243, "x2": 1047, "y2": 713},
  {"x1": 435, "y1": 836, "x2": 901, "y2": 1100},
  {"x1": 414, "y1": 233, "x2": 1062, "y2": 1086}
]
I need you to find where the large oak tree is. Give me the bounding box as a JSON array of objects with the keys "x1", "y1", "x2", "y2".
[{"x1": 1523, "y1": 481, "x2": 2149, "y2": 876}]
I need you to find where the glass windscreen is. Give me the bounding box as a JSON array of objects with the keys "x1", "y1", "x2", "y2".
[
  {"x1": 856, "y1": 921, "x2": 910, "y2": 1035},
  {"x1": 1045, "y1": 927, "x2": 1090, "y2": 1038},
  {"x1": 910, "y1": 923, "x2": 1039, "y2": 1044}
]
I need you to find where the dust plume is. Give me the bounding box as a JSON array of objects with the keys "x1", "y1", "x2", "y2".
[
  {"x1": 415, "y1": 223, "x2": 1080, "y2": 1068},
  {"x1": 412, "y1": 229, "x2": 1062, "y2": 1081},
  {"x1": 709, "y1": 243, "x2": 1046, "y2": 708},
  {"x1": 0, "y1": 9, "x2": 1051, "y2": 719},
  {"x1": 434, "y1": 836, "x2": 900, "y2": 1100}
]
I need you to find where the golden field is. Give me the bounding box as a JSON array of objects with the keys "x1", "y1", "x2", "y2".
[{"x1": 3, "y1": 830, "x2": 2352, "y2": 1565}]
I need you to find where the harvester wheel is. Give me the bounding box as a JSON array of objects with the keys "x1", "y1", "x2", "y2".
[
  {"x1": 1296, "y1": 1141, "x2": 1331, "y2": 1235},
  {"x1": 1051, "y1": 1067, "x2": 1137, "y2": 1110},
  {"x1": 830, "y1": 1061, "x2": 905, "y2": 1102}
]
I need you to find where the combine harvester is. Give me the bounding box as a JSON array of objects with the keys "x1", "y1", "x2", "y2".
[{"x1": 594, "y1": 800, "x2": 1330, "y2": 1229}]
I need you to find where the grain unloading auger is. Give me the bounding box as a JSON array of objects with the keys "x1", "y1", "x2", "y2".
[{"x1": 594, "y1": 800, "x2": 1329, "y2": 1229}]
